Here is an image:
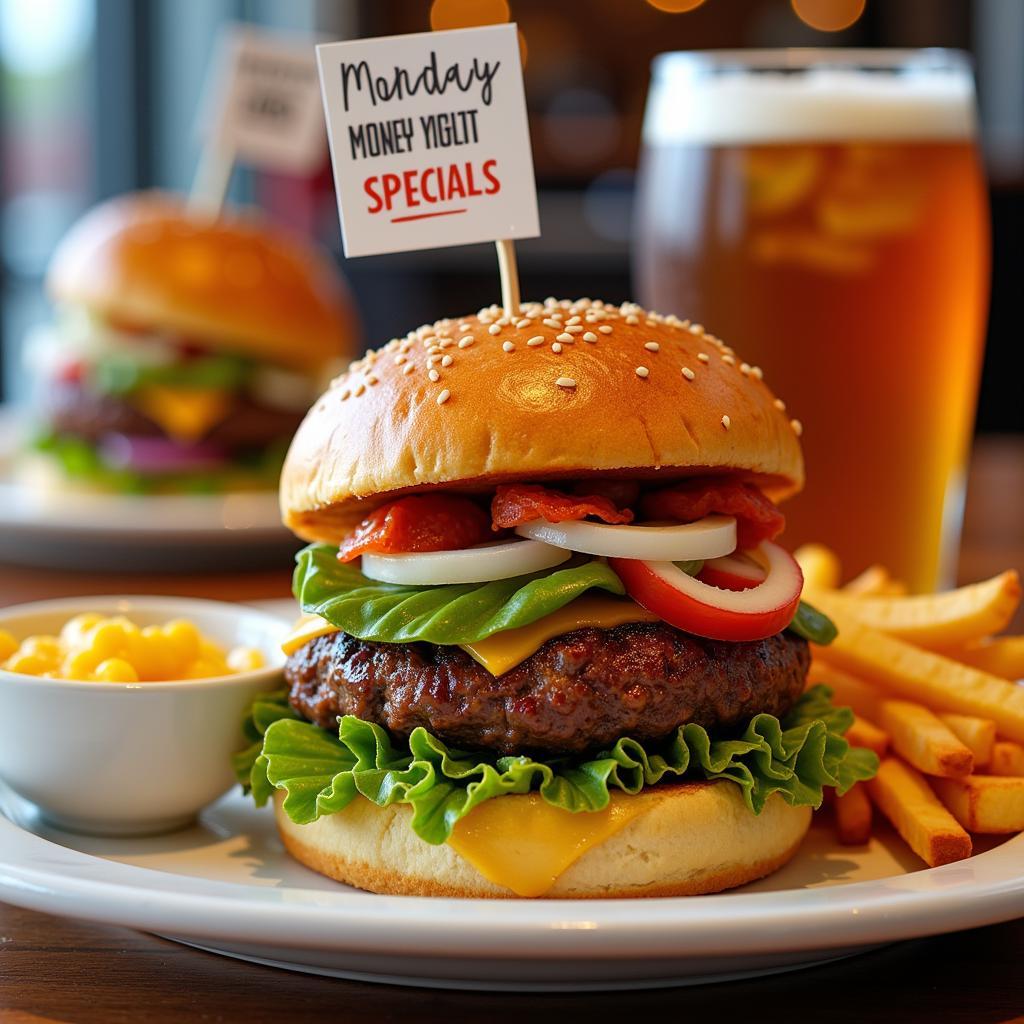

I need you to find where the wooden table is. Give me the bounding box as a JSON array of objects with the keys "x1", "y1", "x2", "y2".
[{"x1": 2, "y1": 437, "x2": 1023, "y2": 1023}]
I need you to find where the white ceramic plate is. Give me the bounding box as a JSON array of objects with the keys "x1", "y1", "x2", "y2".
[
  {"x1": 0, "y1": 407, "x2": 295, "y2": 570},
  {"x1": 1, "y1": 782, "x2": 1021, "y2": 992}
]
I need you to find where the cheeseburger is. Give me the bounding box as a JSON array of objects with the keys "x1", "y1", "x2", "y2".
[
  {"x1": 237, "y1": 297, "x2": 876, "y2": 898},
  {"x1": 24, "y1": 192, "x2": 357, "y2": 493}
]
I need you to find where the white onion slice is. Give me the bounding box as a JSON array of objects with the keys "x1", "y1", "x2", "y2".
[
  {"x1": 639, "y1": 542, "x2": 801, "y2": 614},
  {"x1": 514, "y1": 515, "x2": 736, "y2": 561},
  {"x1": 361, "y1": 539, "x2": 570, "y2": 586}
]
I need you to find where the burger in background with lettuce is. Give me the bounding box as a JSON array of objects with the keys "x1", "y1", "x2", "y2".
[
  {"x1": 236, "y1": 297, "x2": 877, "y2": 899},
  {"x1": 22, "y1": 192, "x2": 358, "y2": 494}
]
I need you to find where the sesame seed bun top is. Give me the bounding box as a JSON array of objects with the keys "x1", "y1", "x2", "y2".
[
  {"x1": 280, "y1": 297, "x2": 804, "y2": 541},
  {"x1": 47, "y1": 191, "x2": 359, "y2": 373}
]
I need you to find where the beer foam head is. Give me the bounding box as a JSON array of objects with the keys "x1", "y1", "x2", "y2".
[{"x1": 645, "y1": 53, "x2": 976, "y2": 144}]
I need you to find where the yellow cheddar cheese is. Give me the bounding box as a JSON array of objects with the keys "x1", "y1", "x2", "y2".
[
  {"x1": 448, "y1": 792, "x2": 647, "y2": 896},
  {"x1": 132, "y1": 386, "x2": 229, "y2": 443},
  {"x1": 280, "y1": 595, "x2": 658, "y2": 675}
]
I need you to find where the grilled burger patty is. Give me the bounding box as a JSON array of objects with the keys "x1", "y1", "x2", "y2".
[
  {"x1": 285, "y1": 623, "x2": 811, "y2": 757},
  {"x1": 46, "y1": 384, "x2": 304, "y2": 450}
]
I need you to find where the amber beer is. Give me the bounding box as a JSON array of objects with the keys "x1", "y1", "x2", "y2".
[{"x1": 635, "y1": 52, "x2": 989, "y2": 592}]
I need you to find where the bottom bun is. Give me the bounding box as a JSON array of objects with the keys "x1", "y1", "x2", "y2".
[{"x1": 275, "y1": 781, "x2": 812, "y2": 899}]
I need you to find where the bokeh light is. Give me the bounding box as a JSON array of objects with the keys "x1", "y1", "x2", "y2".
[
  {"x1": 429, "y1": 0, "x2": 511, "y2": 31},
  {"x1": 644, "y1": 0, "x2": 707, "y2": 12},
  {"x1": 790, "y1": 0, "x2": 866, "y2": 32}
]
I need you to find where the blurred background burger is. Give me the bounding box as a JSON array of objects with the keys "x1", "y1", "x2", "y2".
[{"x1": 21, "y1": 192, "x2": 358, "y2": 494}]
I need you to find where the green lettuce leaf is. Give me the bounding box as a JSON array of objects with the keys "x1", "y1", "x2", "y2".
[
  {"x1": 238, "y1": 685, "x2": 879, "y2": 845},
  {"x1": 293, "y1": 544, "x2": 627, "y2": 645},
  {"x1": 90, "y1": 352, "x2": 252, "y2": 395}
]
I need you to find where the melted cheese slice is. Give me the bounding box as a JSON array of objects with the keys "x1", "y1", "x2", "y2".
[
  {"x1": 459, "y1": 595, "x2": 659, "y2": 676},
  {"x1": 132, "y1": 386, "x2": 229, "y2": 443},
  {"x1": 280, "y1": 595, "x2": 658, "y2": 673},
  {"x1": 448, "y1": 792, "x2": 647, "y2": 897}
]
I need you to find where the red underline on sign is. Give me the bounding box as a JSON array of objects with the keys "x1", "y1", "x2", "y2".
[{"x1": 390, "y1": 209, "x2": 468, "y2": 223}]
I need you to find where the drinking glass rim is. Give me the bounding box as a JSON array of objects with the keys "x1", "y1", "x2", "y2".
[{"x1": 652, "y1": 48, "x2": 973, "y2": 76}]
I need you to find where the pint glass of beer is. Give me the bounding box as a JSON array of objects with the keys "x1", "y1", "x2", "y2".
[{"x1": 635, "y1": 51, "x2": 989, "y2": 592}]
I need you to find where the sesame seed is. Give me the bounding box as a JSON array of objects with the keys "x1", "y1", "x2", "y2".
[
  {"x1": 583, "y1": 332, "x2": 597, "y2": 343},
  {"x1": 740, "y1": 362, "x2": 751, "y2": 376},
  {"x1": 697, "y1": 352, "x2": 710, "y2": 363},
  {"x1": 556, "y1": 333, "x2": 573, "y2": 343},
  {"x1": 354, "y1": 383, "x2": 366, "y2": 397},
  {"x1": 635, "y1": 366, "x2": 650, "y2": 378},
  {"x1": 366, "y1": 374, "x2": 379, "y2": 385},
  {"x1": 691, "y1": 324, "x2": 705, "y2": 335},
  {"x1": 527, "y1": 336, "x2": 545, "y2": 347},
  {"x1": 543, "y1": 318, "x2": 562, "y2": 329},
  {"x1": 437, "y1": 389, "x2": 451, "y2": 405},
  {"x1": 339, "y1": 389, "x2": 350, "y2": 401},
  {"x1": 488, "y1": 324, "x2": 501, "y2": 336},
  {"x1": 774, "y1": 398, "x2": 786, "y2": 411},
  {"x1": 394, "y1": 354, "x2": 406, "y2": 365},
  {"x1": 552, "y1": 342, "x2": 563, "y2": 353},
  {"x1": 722, "y1": 355, "x2": 735, "y2": 366},
  {"x1": 598, "y1": 325, "x2": 613, "y2": 335},
  {"x1": 722, "y1": 415, "x2": 731, "y2": 430},
  {"x1": 681, "y1": 367, "x2": 695, "y2": 381},
  {"x1": 751, "y1": 366, "x2": 763, "y2": 380},
  {"x1": 503, "y1": 341, "x2": 515, "y2": 352},
  {"x1": 556, "y1": 377, "x2": 577, "y2": 389},
  {"x1": 644, "y1": 341, "x2": 660, "y2": 352},
  {"x1": 439, "y1": 338, "x2": 454, "y2": 348},
  {"x1": 516, "y1": 319, "x2": 531, "y2": 329},
  {"x1": 441, "y1": 355, "x2": 453, "y2": 367},
  {"x1": 566, "y1": 316, "x2": 581, "y2": 325},
  {"x1": 626, "y1": 315, "x2": 639, "y2": 325},
  {"x1": 460, "y1": 323, "x2": 473, "y2": 333},
  {"x1": 565, "y1": 325, "x2": 584, "y2": 334},
  {"x1": 428, "y1": 345, "x2": 442, "y2": 355},
  {"x1": 428, "y1": 368, "x2": 440, "y2": 382},
  {"x1": 402, "y1": 363, "x2": 415, "y2": 376},
  {"x1": 791, "y1": 418, "x2": 804, "y2": 437},
  {"x1": 458, "y1": 337, "x2": 474, "y2": 349}
]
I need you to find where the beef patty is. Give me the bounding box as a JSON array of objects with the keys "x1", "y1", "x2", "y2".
[{"x1": 285, "y1": 623, "x2": 810, "y2": 757}]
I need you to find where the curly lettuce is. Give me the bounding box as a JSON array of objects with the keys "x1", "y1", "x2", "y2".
[{"x1": 235, "y1": 686, "x2": 878, "y2": 845}]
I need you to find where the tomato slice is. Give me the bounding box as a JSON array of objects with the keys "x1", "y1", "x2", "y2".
[
  {"x1": 641, "y1": 480, "x2": 784, "y2": 549},
  {"x1": 337, "y1": 494, "x2": 492, "y2": 563},
  {"x1": 609, "y1": 542, "x2": 803, "y2": 642},
  {"x1": 698, "y1": 550, "x2": 768, "y2": 591},
  {"x1": 492, "y1": 483, "x2": 634, "y2": 529}
]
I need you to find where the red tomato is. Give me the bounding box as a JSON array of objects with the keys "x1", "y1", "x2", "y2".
[
  {"x1": 337, "y1": 494, "x2": 492, "y2": 562},
  {"x1": 697, "y1": 550, "x2": 768, "y2": 591},
  {"x1": 609, "y1": 542, "x2": 802, "y2": 642}
]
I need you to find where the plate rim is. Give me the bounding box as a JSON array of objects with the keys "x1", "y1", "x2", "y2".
[{"x1": 2, "y1": 791, "x2": 1022, "y2": 960}]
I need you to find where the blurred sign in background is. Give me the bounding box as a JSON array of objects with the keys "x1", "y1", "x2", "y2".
[{"x1": 1, "y1": 0, "x2": 1021, "y2": 436}]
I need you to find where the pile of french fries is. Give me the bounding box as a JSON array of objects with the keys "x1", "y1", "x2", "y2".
[{"x1": 796, "y1": 544, "x2": 1024, "y2": 866}]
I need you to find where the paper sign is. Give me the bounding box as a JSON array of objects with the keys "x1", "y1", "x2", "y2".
[
  {"x1": 316, "y1": 24, "x2": 540, "y2": 257},
  {"x1": 200, "y1": 26, "x2": 326, "y2": 176}
]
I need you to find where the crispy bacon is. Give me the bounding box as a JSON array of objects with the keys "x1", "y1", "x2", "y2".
[
  {"x1": 337, "y1": 494, "x2": 492, "y2": 563},
  {"x1": 492, "y1": 483, "x2": 634, "y2": 529},
  {"x1": 641, "y1": 480, "x2": 784, "y2": 549}
]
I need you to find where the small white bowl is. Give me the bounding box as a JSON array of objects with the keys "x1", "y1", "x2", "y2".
[{"x1": 0, "y1": 596, "x2": 288, "y2": 836}]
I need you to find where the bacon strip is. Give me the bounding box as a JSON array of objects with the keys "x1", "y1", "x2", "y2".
[
  {"x1": 492, "y1": 483, "x2": 634, "y2": 529},
  {"x1": 337, "y1": 494, "x2": 492, "y2": 563},
  {"x1": 641, "y1": 480, "x2": 784, "y2": 549}
]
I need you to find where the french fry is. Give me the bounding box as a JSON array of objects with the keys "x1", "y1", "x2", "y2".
[
  {"x1": 843, "y1": 565, "x2": 907, "y2": 597},
  {"x1": 937, "y1": 713, "x2": 996, "y2": 768},
  {"x1": 944, "y1": 636, "x2": 1024, "y2": 681},
  {"x1": 878, "y1": 701, "x2": 974, "y2": 778},
  {"x1": 835, "y1": 784, "x2": 873, "y2": 844},
  {"x1": 866, "y1": 758, "x2": 972, "y2": 866},
  {"x1": 845, "y1": 715, "x2": 890, "y2": 758},
  {"x1": 808, "y1": 663, "x2": 883, "y2": 719},
  {"x1": 931, "y1": 775, "x2": 1024, "y2": 834},
  {"x1": 810, "y1": 599, "x2": 1024, "y2": 744},
  {"x1": 989, "y1": 741, "x2": 1024, "y2": 777},
  {"x1": 805, "y1": 571, "x2": 1021, "y2": 648},
  {"x1": 794, "y1": 543, "x2": 841, "y2": 590}
]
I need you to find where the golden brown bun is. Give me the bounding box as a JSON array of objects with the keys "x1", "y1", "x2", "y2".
[
  {"x1": 281, "y1": 299, "x2": 804, "y2": 541},
  {"x1": 274, "y1": 783, "x2": 811, "y2": 899},
  {"x1": 47, "y1": 191, "x2": 358, "y2": 372}
]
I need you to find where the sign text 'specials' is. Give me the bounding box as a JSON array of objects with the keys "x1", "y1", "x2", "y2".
[{"x1": 316, "y1": 25, "x2": 539, "y2": 258}]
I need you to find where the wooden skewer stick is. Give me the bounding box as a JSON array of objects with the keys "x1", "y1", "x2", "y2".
[
  {"x1": 187, "y1": 137, "x2": 236, "y2": 216},
  {"x1": 495, "y1": 238, "x2": 521, "y2": 318}
]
